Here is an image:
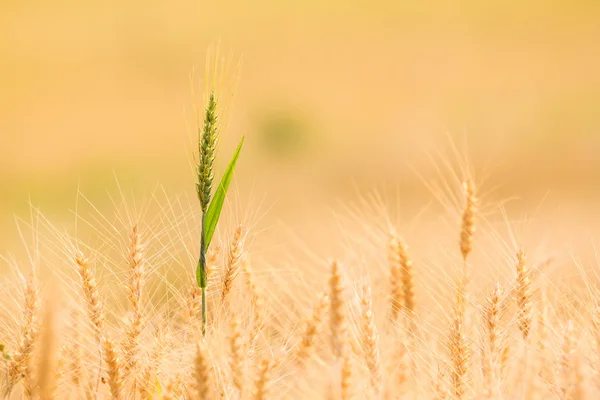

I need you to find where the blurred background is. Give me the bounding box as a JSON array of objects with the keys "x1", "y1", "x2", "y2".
[{"x1": 2, "y1": 0, "x2": 600, "y2": 251}]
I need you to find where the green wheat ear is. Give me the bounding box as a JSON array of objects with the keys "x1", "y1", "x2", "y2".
[
  {"x1": 197, "y1": 93, "x2": 218, "y2": 213},
  {"x1": 195, "y1": 90, "x2": 244, "y2": 335}
]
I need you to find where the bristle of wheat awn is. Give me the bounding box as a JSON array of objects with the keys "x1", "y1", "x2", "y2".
[
  {"x1": 297, "y1": 291, "x2": 330, "y2": 364},
  {"x1": 449, "y1": 278, "x2": 471, "y2": 400},
  {"x1": 75, "y1": 251, "x2": 105, "y2": 343},
  {"x1": 37, "y1": 298, "x2": 58, "y2": 400},
  {"x1": 221, "y1": 224, "x2": 246, "y2": 305},
  {"x1": 459, "y1": 179, "x2": 477, "y2": 262},
  {"x1": 229, "y1": 315, "x2": 245, "y2": 396},
  {"x1": 122, "y1": 225, "x2": 145, "y2": 380},
  {"x1": 559, "y1": 320, "x2": 577, "y2": 398},
  {"x1": 102, "y1": 337, "x2": 123, "y2": 400},
  {"x1": 194, "y1": 341, "x2": 212, "y2": 399},
  {"x1": 361, "y1": 284, "x2": 382, "y2": 394},
  {"x1": 388, "y1": 232, "x2": 404, "y2": 323},
  {"x1": 253, "y1": 358, "x2": 275, "y2": 400},
  {"x1": 515, "y1": 249, "x2": 533, "y2": 341},
  {"x1": 196, "y1": 93, "x2": 219, "y2": 213},
  {"x1": 482, "y1": 283, "x2": 503, "y2": 399},
  {"x1": 329, "y1": 260, "x2": 347, "y2": 358},
  {"x1": 7, "y1": 274, "x2": 39, "y2": 397}
]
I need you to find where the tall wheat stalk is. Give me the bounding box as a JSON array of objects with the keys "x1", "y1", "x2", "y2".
[{"x1": 196, "y1": 93, "x2": 219, "y2": 336}]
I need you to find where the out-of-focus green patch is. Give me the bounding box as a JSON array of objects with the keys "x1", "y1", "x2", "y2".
[{"x1": 255, "y1": 107, "x2": 315, "y2": 160}]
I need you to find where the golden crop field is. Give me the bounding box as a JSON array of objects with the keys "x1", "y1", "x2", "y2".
[{"x1": 1, "y1": 1, "x2": 600, "y2": 399}]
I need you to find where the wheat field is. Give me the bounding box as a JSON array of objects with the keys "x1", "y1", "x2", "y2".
[
  {"x1": 3, "y1": 2, "x2": 600, "y2": 399},
  {"x1": 2, "y1": 112, "x2": 600, "y2": 399}
]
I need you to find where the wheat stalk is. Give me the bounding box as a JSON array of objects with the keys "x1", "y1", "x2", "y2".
[
  {"x1": 74, "y1": 252, "x2": 104, "y2": 344},
  {"x1": 515, "y1": 249, "x2": 532, "y2": 341},
  {"x1": 360, "y1": 284, "x2": 382, "y2": 395},
  {"x1": 122, "y1": 225, "x2": 145, "y2": 379},
  {"x1": 6, "y1": 274, "x2": 39, "y2": 397},
  {"x1": 102, "y1": 337, "x2": 123, "y2": 400},
  {"x1": 459, "y1": 179, "x2": 477, "y2": 263},
  {"x1": 449, "y1": 278, "x2": 470, "y2": 400},
  {"x1": 329, "y1": 260, "x2": 347, "y2": 359},
  {"x1": 37, "y1": 298, "x2": 59, "y2": 400},
  {"x1": 253, "y1": 358, "x2": 275, "y2": 400},
  {"x1": 482, "y1": 283, "x2": 503, "y2": 399},
  {"x1": 245, "y1": 261, "x2": 265, "y2": 351},
  {"x1": 297, "y1": 291, "x2": 330, "y2": 365},
  {"x1": 229, "y1": 315, "x2": 245, "y2": 396},
  {"x1": 222, "y1": 224, "x2": 246, "y2": 305},
  {"x1": 195, "y1": 341, "x2": 212, "y2": 399},
  {"x1": 388, "y1": 232, "x2": 404, "y2": 323}
]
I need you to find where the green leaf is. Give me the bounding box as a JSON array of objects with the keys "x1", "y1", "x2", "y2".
[{"x1": 203, "y1": 136, "x2": 244, "y2": 249}]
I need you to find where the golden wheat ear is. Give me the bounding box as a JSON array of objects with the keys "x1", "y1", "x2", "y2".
[
  {"x1": 328, "y1": 260, "x2": 347, "y2": 359},
  {"x1": 7, "y1": 274, "x2": 39, "y2": 397},
  {"x1": 459, "y1": 179, "x2": 477, "y2": 264},
  {"x1": 297, "y1": 291, "x2": 329, "y2": 366},
  {"x1": 360, "y1": 284, "x2": 382, "y2": 395}
]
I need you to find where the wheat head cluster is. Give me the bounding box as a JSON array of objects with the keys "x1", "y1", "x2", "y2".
[{"x1": 1, "y1": 82, "x2": 599, "y2": 400}]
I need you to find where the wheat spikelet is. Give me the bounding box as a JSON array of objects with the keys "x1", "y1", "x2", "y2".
[
  {"x1": 7, "y1": 274, "x2": 39, "y2": 397},
  {"x1": 360, "y1": 284, "x2": 382, "y2": 394},
  {"x1": 449, "y1": 278, "x2": 471, "y2": 400},
  {"x1": 482, "y1": 283, "x2": 503, "y2": 399},
  {"x1": 221, "y1": 224, "x2": 246, "y2": 305},
  {"x1": 515, "y1": 249, "x2": 533, "y2": 341},
  {"x1": 297, "y1": 291, "x2": 329, "y2": 365},
  {"x1": 253, "y1": 358, "x2": 275, "y2": 400},
  {"x1": 229, "y1": 315, "x2": 245, "y2": 396},
  {"x1": 193, "y1": 340, "x2": 212, "y2": 399},
  {"x1": 102, "y1": 337, "x2": 123, "y2": 400},
  {"x1": 329, "y1": 260, "x2": 347, "y2": 358},
  {"x1": 75, "y1": 252, "x2": 105, "y2": 343},
  {"x1": 388, "y1": 232, "x2": 404, "y2": 323},
  {"x1": 459, "y1": 179, "x2": 477, "y2": 262},
  {"x1": 122, "y1": 225, "x2": 145, "y2": 378}
]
